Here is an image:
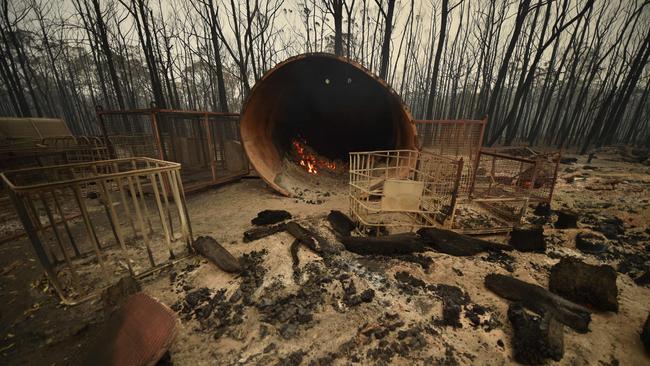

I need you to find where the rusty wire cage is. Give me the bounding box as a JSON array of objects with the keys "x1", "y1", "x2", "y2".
[
  {"x1": 414, "y1": 119, "x2": 486, "y2": 196},
  {"x1": 349, "y1": 150, "x2": 464, "y2": 234},
  {"x1": 0, "y1": 137, "x2": 111, "y2": 244},
  {"x1": 478, "y1": 147, "x2": 561, "y2": 204},
  {"x1": 97, "y1": 108, "x2": 249, "y2": 192},
  {"x1": 1, "y1": 157, "x2": 193, "y2": 304},
  {"x1": 449, "y1": 147, "x2": 560, "y2": 234}
]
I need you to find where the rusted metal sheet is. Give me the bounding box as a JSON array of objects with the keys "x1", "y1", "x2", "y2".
[{"x1": 240, "y1": 53, "x2": 418, "y2": 196}]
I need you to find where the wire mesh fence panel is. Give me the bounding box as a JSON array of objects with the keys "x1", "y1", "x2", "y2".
[
  {"x1": 414, "y1": 119, "x2": 486, "y2": 196},
  {"x1": 477, "y1": 147, "x2": 561, "y2": 204},
  {"x1": 209, "y1": 115, "x2": 248, "y2": 179},
  {"x1": 97, "y1": 109, "x2": 249, "y2": 192},
  {"x1": 101, "y1": 113, "x2": 158, "y2": 159},
  {"x1": 1, "y1": 157, "x2": 193, "y2": 305},
  {"x1": 349, "y1": 150, "x2": 463, "y2": 234}
]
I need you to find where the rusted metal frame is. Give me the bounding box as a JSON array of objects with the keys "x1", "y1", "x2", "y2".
[
  {"x1": 150, "y1": 110, "x2": 165, "y2": 162},
  {"x1": 126, "y1": 175, "x2": 156, "y2": 267},
  {"x1": 204, "y1": 113, "x2": 218, "y2": 181},
  {"x1": 486, "y1": 155, "x2": 496, "y2": 196},
  {"x1": 480, "y1": 150, "x2": 537, "y2": 164},
  {"x1": 1, "y1": 158, "x2": 180, "y2": 193},
  {"x1": 51, "y1": 190, "x2": 81, "y2": 257},
  {"x1": 517, "y1": 160, "x2": 539, "y2": 223},
  {"x1": 96, "y1": 110, "x2": 115, "y2": 158},
  {"x1": 71, "y1": 184, "x2": 106, "y2": 270},
  {"x1": 7, "y1": 189, "x2": 68, "y2": 302},
  {"x1": 97, "y1": 172, "x2": 134, "y2": 275},
  {"x1": 175, "y1": 170, "x2": 194, "y2": 244},
  {"x1": 168, "y1": 170, "x2": 190, "y2": 251},
  {"x1": 156, "y1": 171, "x2": 175, "y2": 238},
  {"x1": 131, "y1": 160, "x2": 154, "y2": 233},
  {"x1": 149, "y1": 172, "x2": 174, "y2": 259},
  {"x1": 39, "y1": 191, "x2": 80, "y2": 285},
  {"x1": 25, "y1": 194, "x2": 60, "y2": 262},
  {"x1": 547, "y1": 152, "x2": 562, "y2": 204},
  {"x1": 112, "y1": 162, "x2": 138, "y2": 237},
  {"x1": 447, "y1": 158, "x2": 464, "y2": 227},
  {"x1": 97, "y1": 107, "x2": 239, "y2": 118}
]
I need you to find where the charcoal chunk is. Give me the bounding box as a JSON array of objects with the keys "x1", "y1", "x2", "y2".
[
  {"x1": 508, "y1": 303, "x2": 564, "y2": 364},
  {"x1": 251, "y1": 210, "x2": 292, "y2": 226},
  {"x1": 509, "y1": 225, "x2": 546, "y2": 252}
]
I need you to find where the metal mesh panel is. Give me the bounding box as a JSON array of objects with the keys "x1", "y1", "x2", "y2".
[
  {"x1": 1, "y1": 157, "x2": 192, "y2": 304},
  {"x1": 415, "y1": 119, "x2": 486, "y2": 196},
  {"x1": 349, "y1": 150, "x2": 463, "y2": 234},
  {"x1": 97, "y1": 109, "x2": 249, "y2": 192},
  {"x1": 101, "y1": 113, "x2": 158, "y2": 159}
]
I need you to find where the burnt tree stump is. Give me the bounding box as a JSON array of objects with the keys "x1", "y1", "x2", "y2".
[
  {"x1": 549, "y1": 257, "x2": 618, "y2": 312},
  {"x1": 509, "y1": 225, "x2": 546, "y2": 252}
]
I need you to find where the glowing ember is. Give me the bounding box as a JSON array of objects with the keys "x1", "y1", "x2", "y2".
[{"x1": 292, "y1": 138, "x2": 337, "y2": 175}]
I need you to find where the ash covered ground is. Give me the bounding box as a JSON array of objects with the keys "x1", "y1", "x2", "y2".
[{"x1": 1, "y1": 147, "x2": 650, "y2": 365}]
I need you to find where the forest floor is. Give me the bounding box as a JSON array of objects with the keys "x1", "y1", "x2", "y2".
[{"x1": 1, "y1": 147, "x2": 650, "y2": 365}]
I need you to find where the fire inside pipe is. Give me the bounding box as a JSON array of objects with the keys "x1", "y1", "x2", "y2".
[{"x1": 240, "y1": 53, "x2": 418, "y2": 196}]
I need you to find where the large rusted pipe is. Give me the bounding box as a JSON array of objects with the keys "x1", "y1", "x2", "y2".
[{"x1": 240, "y1": 53, "x2": 418, "y2": 196}]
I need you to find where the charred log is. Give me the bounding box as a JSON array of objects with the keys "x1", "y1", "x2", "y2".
[
  {"x1": 243, "y1": 223, "x2": 287, "y2": 243},
  {"x1": 251, "y1": 210, "x2": 292, "y2": 226},
  {"x1": 509, "y1": 225, "x2": 546, "y2": 252},
  {"x1": 341, "y1": 233, "x2": 429, "y2": 255},
  {"x1": 508, "y1": 303, "x2": 564, "y2": 364},
  {"x1": 193, "y1": 236, "x2": 242, "y2": 273},
  {"x1": 485, "y1": 274, "x2": 591, "y2": 333},
  {"x1": 549, "y1": 258, "x2": 618, "y2": 312},
  {"x1": 327, "y1": 210, "x2": 356, "y2": 237},
  {"x1": 417, "y1": 227, "x2": 512, "y2": 256}
]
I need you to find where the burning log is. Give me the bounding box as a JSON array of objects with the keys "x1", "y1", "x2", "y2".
[{"x1": 485, "y1": 274, "x2": 591, "y2": 333}]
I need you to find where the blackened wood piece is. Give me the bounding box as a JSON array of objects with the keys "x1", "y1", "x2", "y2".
[
  {"x1": 286, "y1": 222, "x2": 320, "y2": 253},
  {"x1": 243, "y1": 223, "x2": 286, "y2": 242},
  {"x1": 341, "y1": 233, "x2": 429, "y2": 255},
  {"x1": 327, "y1": 210, "x2": 355, "y2": 237},
  {"x1": 417, "y1": 227, "x2": 512, "y2": 256},
  {"x1": 251, "y1": 210, "x2": 292, "y2": 226},
  {"x1": 485, "y1": 273, "x2": 591, "y2": 333},
  {"x1": 193, "y1": 236, "x2": 242, "y2": 273}
]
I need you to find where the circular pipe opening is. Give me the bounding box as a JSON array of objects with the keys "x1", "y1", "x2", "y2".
[{"x1": 240, "y1": 53, "x2": 418, "y2": 195}]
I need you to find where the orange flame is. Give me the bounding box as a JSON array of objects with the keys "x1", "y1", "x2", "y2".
[{"x1": 292, "y1": 138, "x2": 337, "y2": 175}]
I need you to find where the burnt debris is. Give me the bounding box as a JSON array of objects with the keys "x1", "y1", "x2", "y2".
[
  {"x1": 251, "y1": 210, "x2": 292, "y2": 226},
  {"x1": 327, "y1": 210, "x2": 356, "y2": 237},
  {"x1": 192, "y1": 236, "x2": 242, "y2": 273},
  {"x1": 549, "y1": 257, "x2": 619, "y2": 312},
  {"x1": 508, "y1": 303, "x2": 564, "y2": 364}
]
